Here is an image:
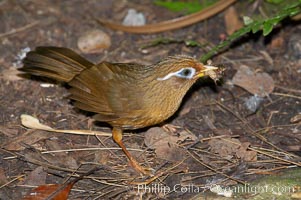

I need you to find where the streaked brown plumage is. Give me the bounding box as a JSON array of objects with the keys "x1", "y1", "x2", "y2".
[{"x1": 21, "y1": 46, "x2": 223, "y2": 174}]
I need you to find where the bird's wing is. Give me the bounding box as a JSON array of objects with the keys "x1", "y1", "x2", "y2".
[{"x1": 68, "y1": 62, "x2": 145, "y2": 121}]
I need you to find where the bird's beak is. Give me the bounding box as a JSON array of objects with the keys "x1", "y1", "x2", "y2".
[{"x1": 196, "y1": 64, "x2": 219, "y2": 77}]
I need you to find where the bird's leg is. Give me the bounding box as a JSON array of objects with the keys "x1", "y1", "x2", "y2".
[{"x1": 112, "y1": 128, "x2": 150, "y2": 175}]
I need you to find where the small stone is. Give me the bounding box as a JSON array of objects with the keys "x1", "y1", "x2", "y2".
[
  {"x1": 244, "y1": 95, "x2": 264, "y2": 112},
  {"x1": 77, "y1": 29, "x2": 111, "y2": 54},
  {"x1": 122, "y1": 9, "x2": 146, "y2": 26}
]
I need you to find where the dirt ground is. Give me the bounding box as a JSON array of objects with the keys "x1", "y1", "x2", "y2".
[{"x1": 0, "y1": 0, "x2": 301, "y2": 199}]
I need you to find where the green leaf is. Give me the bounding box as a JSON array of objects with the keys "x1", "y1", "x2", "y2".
[
  {"x1": 251, "y1": 22, "x2": 262, "y2": 33},
  {"x1": 263, "y1": 21, "x2": 274, "y2": 36},
  {"x1": 265, "y1": 0, "x2": 284, "y2": 4},
  {"x1": 243, "y1": 16, "x2": 254, "y2": 25},
  {"x1": 154, "y1": 0, "x2": 217, "y2": 14},
  {"x1": 200, "y1": 1, "x2": 301, "y2": 62}
]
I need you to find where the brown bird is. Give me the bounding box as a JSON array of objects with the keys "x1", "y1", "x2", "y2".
[{"x1": 20, "y1": 46, "x2": 223, "y2": 174}]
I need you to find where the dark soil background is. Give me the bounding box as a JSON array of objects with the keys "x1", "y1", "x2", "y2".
[{"x1": 0, "y1": 0, "x2": 301, "y2": 199}]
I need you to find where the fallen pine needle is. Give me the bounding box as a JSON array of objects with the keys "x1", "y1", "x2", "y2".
[{"x1": 41, "y1": 147, "x2": 143, "y2": 154}]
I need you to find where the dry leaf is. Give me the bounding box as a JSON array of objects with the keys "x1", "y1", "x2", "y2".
[
  {"x1": 144, "y1": 127, "x2": 176, "y2": 149},
  {"x1": 232, "y1": 65, "x2": 274, "y2": 97},
  {"x1": 23, "y1": 166, "x2": 47, "y2": 186},
  {"x1": 144, "y1": 127, "x2": 196, "y2": 161},
  {"x1": 22, "y1": 183, "x2": 74, "y2": 200},
  {"x1": 209, "y1": 138, "x2": 240, "y2": 158},
  {"x1": 4, "y1": 130, "x2": 51, "y2": 151},
  {"x1": 209, "y1": 138, "x2": 257, "y2": 161},
  {"x1": 236, "y1": 142, "x2": 257, "y2": 161},
  {"x1": 0, "y1": 67, "x2": 23, "y2": 81},
  {"x1": 144, "y1": 127, "x2": 196, "y2": 149},
  {"x1": 21, "y1": 114, "x2": 54, "y2": 131},
  {"x1": 224, "y1": 6, "x2": 243, "y2": 35},
  {"x1": 44, "y1": 140, "x2": 79, "y2": 169},
  {"x1": 155, "y1": 145, "x2": 186, "y2": 161},
  {"x1": 269, "y1": 36, "x2": 284, "y2": 49},
  {"x1": 20, "y1": 114, "x2": 111, "y2": 136}
]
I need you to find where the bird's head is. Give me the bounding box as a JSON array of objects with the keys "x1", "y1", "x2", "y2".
[{"x1": 154, "y1": 55, "x2": 224, "y2": 89}]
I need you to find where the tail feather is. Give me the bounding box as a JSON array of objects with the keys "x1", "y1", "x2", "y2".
[
  {"x1": 21, "y1": 46, "x2": 94, "y2": 82},
  {"x1": 35, "y1": 47, "x2": 94, "y2": 70}
]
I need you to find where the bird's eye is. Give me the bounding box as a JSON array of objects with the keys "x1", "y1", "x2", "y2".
[
  {"x1": 157, "y1": 67, "x2": 196, "y2": 81},
  {"x1": 175, "y1": 67, "x2": 196, "y2": 79}
]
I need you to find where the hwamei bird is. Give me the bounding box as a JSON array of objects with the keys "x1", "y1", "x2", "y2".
[{"x1": 20, "y1": 46, "x2": 224, "y2": 174}]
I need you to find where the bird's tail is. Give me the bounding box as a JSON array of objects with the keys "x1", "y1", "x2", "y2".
[{"x1": 21, "y1": 46, "x2": 94, "y2": 82}]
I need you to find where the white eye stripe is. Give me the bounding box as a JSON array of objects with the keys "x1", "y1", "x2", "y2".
[
  {"x1": 157, "y1": 71, "x2": 179, "y2": 81},
  {"x1": 157, "y1": 67, "x2": 196, "y2": 81}
]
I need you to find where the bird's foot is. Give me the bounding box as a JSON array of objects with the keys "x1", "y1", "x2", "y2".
[{"x1": 129, "y1": 158, "x2": 153, "y2": 176}]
